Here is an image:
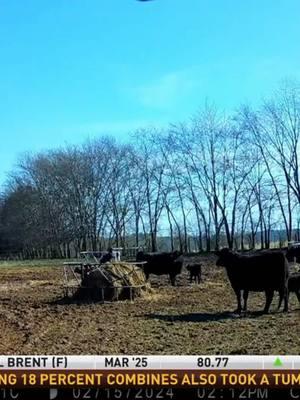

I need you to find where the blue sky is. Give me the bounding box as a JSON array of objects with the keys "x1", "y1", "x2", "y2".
[{"x1": 1, "y1": 0, "x2": 300, "y2": 186}]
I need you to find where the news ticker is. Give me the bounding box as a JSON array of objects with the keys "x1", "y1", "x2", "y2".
[{"x1": 0, "y1": 356, "x2": 299, "y2": 390}]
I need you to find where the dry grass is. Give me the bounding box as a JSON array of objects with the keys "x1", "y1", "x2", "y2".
[
  {"x1": 0, "y1": 256, "x2": 299, "y2": 355},
  {"x1": 75, "y1": 261, "x2": 151, "y2": 300}
]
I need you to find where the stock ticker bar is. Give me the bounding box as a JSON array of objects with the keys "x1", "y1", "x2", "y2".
[
  {"x1": 1, "y1": 355, "x2": 300, "y2": 369},
  {"x1": 0, "y1": 356, "x2": 299, "y2": 390}
]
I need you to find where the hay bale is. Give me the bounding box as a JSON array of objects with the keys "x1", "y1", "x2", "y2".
[{"x1": 74, "y1": 261, "x2": 150, "y2": 301}]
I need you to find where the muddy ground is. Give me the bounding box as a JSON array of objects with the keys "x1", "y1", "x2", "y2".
[{"x1": 0, "y1": 256, "x2": 299, "y2": 354}]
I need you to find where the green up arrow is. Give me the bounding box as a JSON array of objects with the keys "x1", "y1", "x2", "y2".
[{"x1": 273, "y1": 357, "x2": 283, "y2": 367}]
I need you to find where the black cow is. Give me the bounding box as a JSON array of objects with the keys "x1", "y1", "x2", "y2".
[
  {"x1": 279, "y1": 273, "x2": 300, "y2": 307},
  {"x1": 186, "y1": 264, "x2": 202, "y2": 284},
  {"x1": 136, "y1": 251, "x2": 183, "y2": 286},
  {"x1": 241, "y1": 246, "x2": 300, "y2": 264},
  {"x1": 100, "y1": 248, "x2": 113, "y2": 264},
  {"x1": 216, "y1": 248, "x2": 289, "y2": 314},
  {"x1": 286, "y1": 245, "x2": 300, "y2": 263},
  {"x1": 74, "y1": 265, "x2": 92, "y2": 279}
]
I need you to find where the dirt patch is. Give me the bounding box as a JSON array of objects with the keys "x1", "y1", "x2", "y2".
[{"x1": 0, "y1": 256, "x2": 299, "y2": 354}]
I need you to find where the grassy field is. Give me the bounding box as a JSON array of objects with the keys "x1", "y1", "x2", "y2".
[{"x1": 0, "y1": 256, "x2": 299, "y2": 355}]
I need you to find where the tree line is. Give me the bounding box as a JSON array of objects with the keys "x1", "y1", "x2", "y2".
[{"x1": 0, "y1": 81, "x2": 300, "y2": 258}]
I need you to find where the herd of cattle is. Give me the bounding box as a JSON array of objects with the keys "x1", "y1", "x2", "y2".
[{"x1": 136, "y1": 247, "x2": 300, "y2": 314}]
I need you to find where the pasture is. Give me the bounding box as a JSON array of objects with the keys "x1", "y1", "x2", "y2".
[{"x1": 0, "y1": 255, "x2": 298, "y2": 355}]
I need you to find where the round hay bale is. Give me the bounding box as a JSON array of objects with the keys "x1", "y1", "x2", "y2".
[{"x1": 74, "y1": 261, "x2": 150, "y2": 301}]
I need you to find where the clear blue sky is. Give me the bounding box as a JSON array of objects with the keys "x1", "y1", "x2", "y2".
[{"x1": 1, "y1": 0, "x2": 300, "y2": 186}]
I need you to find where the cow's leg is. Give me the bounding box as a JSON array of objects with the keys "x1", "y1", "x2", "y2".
[
  {"x1": 264, "y1": 289, "x2": 274, "y2": 313},
  {"x1": 283, "y1": 287, "x2": 289, "y2": 312},
  {"x1": 190, "y1": 273, "x2": 192, "y2": 284},
  {"x1": 233, "y1": 288, "x2": 242, "y2": 314},
  {"x1": 170, "y1": 273, "x2": 176, "y2": 286},
  {"x1": 296, "y1": 290, "x2": 300, "y2": 303},
  {"x1": 277, "y1": 290, "x2": 284, "y2": 310},
  {"x1": 279, "y1": 285, "x2": 289, "y2": 312},
  {"x1": 242, "y1": 290, "x2": 249, "y2": 312},
  {"x1": 277, "y1": 289, "x2": 284, "y2": 310},
  {"x1": 145, "y1": 272, "x2": 150, "y2": 281},
  {"x1": 283, "y1": 290, "x2": 290, "y2": 311},
  {"x1": 277, "y1": 287, "x2": 288, "y2": 311}
]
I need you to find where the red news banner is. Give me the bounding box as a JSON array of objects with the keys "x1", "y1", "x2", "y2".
[
  {"x1": 0, "y1": 356, "x2": 299, "y2": 389},
  {"x1": 1, "y1": 370, "x2": 300, "y2": 388}
]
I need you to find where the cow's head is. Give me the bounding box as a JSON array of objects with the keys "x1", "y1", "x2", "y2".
[
  {"x1": 173, "y1": 251, "x2": 183, "y2": 263},
  {"x1": 215, "y1": 248, "x2": 235, "y2": 267},
  {"x1": 173, "y1": 250, "x2": 182, "y2": 257}
]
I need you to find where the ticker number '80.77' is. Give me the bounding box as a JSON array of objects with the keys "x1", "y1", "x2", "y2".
[{"x1": 197, "y1": 357, "x2": 229, "y2": 368}]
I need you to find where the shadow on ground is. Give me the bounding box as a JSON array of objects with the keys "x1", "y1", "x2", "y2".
[
  {"x1": 143, "y1": 310, "x2": 277, "y2": 323},
  {"x1": 47, "y1": 297, "x2": 95, "y2": 306}
]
